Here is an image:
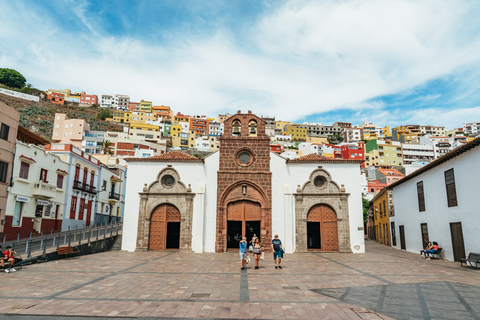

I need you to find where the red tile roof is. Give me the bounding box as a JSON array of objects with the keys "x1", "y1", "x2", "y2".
[
  {"x1": 125, "y1": 150, "x2": 204, "y2": 163},
  {"x1": 286, "y1": 153, "x2": 363, "y2": 164}
]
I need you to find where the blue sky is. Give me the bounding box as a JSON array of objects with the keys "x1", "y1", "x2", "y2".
[{"x1": 1, "y1": 0, "x2": 480, "y2": 129}]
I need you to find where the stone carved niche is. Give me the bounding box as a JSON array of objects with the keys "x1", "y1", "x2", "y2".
[
  {"x1": 136, "y1": 167, "x2": 195, "y2": 251},
  {"x1": 294, "y1": 167, "x2": 352, "y2": 253}
]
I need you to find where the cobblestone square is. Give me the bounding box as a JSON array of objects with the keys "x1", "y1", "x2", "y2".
[{"x1": 1, "y1": 239, "x2": 479, "y2": 319}]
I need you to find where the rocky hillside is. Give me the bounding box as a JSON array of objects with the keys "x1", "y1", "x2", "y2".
[{"x1": 0, "y1": 93, "x2": 122, "y2": 142}]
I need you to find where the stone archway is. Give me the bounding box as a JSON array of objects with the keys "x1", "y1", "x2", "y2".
[
  {"x1": 149, "y1": 203, "x2": 181, "y2": 251},
  {"x1": 294, "y1": 167, "x2": 351, "y2": 253},
  {"x1": 216, "y1": 180, "x2": 271, "y2": 252},
  {"x1": 136, "y1": 167, "x2": 195, "y2": 252},
  {"x1": 307, "y1": 204, "x2": 339, "y2": 251}
]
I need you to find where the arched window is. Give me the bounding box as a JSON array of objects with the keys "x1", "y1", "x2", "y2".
[
  {"x1": 248, "y1": 120, "x2": 257, "y2": 136},
  {"x1": 232, "y1": 120, "x2": 241, "y2": 136}
]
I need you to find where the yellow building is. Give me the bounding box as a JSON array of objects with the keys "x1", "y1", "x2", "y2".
[
  {"x1": 383, "y1": 126, "x2": 391, "y2": 139},
  {"x1": 129, "y1": 123, "x2": 163, "y2": 143},
  {"x1": 275, "y1": 121, "x2": 290, "y2": 134},
  {"x1": 170, "y1": 123, "x2": 183, "y2": 137},
  {"x1": 112, "y1": 110, "x2": 132, "y2": 123},
  {"x1": 172, "y1": 130, "x2": 196, "y2": 149},
  {"x1": 285, "y1": 124, "x2": 307, "y2": 141},
  {"x1": 174, "y1": 113, "x2": 190, "y2": 123},
  {"x1": 131, "y1": 111, "x2": 155, "y2": 124},
  {"x1": 365, "y1": 140, "x2": 403, "y2": 167},
  {"x1": 139, "y1": 99, "x2": 153, "y2": 112},
  {"x1": 370, "y1": 188, "x2": 393, "y2": 246}
]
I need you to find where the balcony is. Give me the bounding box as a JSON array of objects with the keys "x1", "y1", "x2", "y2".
[
  {"x1": 73, "y1": 180, "x2": 83, "y2": 191},
  {"x1": 32, "y1": 181, "x2": 57, "y2": 198},
  {"x1": 89, "y1": 185, "x2": 97, "y2": 195},
  {"x1": 83, "y1": 183, "x2": 91, "y2": 193},
  {"x1": 109, "y1": 192, "x2": 120, "y2": 201}
]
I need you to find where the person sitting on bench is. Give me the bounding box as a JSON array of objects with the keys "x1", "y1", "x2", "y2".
[
  {"x1": 3, "y1": 245, "x2": 16, "y2": 273},
  {"x1": 0, "y1": 245, "x2": 5, "y2": 270},
  {"x1": 424, "y1": 242, "x2": 440, "y2": 260}
]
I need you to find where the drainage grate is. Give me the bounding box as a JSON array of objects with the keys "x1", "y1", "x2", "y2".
[
  {"x1": 283, "y1": 286, "x2": 300, "y2": 290},
  {"x1": 190, "y1": 293, "x2": 211, "y2": 298}
]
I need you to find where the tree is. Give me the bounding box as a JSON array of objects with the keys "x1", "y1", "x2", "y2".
[
  {"x1": 362, "y1": 196, "x2": 370, "y2": 223},
  {"x1": 100, "y1": 140, "x2": 113, "y2": 155},
  {"x1": 97, "y1": 108, "x2": 112, "y2": 120},
  {"x1": 0, "y1": 68, "x2": 27, "y2": 88}
]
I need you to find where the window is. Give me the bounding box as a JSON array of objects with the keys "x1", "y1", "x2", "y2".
[
  {"x1": 102, "y1": 180, "x2": 107, "y2": 191},
  {"x1": 19, "y1": 162, "x2": 30, "y2": 179},
  {"x1": 0, "y1": 123, "x2": 9, "y2": 141},
  {"x1": 56, "y1": 174, "x2": 64, "y2": 189},
  {"x1": 40, "y1": 169, "x2": 48, "y2": 183},
  {"x1": 417, "y1": 181, "x2": 425, "y2": 212},
  {"x1": 78, "y1": 198, "x2": 85, "y2": 220},
  {"x1": 70, "y1": 196, "x2": 77, "y2": 219},
  {"x1": 444, "y1": 169, "x2": 457, "y2": 207}
]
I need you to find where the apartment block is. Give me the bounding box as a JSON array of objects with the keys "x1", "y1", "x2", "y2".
[
  {"x1": 365, "y1": 140, "x2": 403, "y2": 167},
  {"x1": 80, "y1": 93, "x2": 98, "y2": 106},
  {"x1": 52, "y1": 113, "x2": 90, "y2": 149},
  {"x1": 139, "y1": 99, "x2": 153, "y2": 112}
]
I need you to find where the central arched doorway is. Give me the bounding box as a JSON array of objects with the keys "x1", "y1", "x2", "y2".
[
  {"x1": 149, "y1": 204, "x2": 181, "y2": 251},
  {"x1": 307, "y1": 204, "x2": 339, "y2": 251},
  {"x1": 226, "y1": 200, "x2": 261, "y2": 249}
]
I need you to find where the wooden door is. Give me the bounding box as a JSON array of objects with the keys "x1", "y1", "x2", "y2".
[
  {"x1": 307, "y1": 204, "x2": 338, "y2": 251},
  {"x1": 227, "y1": 200, "x2": 261, "y2": 243},
  {"x1": 149, "y1": 204, "x2": 181, "y2": 251},
  {"x1": 420, "y1": 223, "x2": 429, "y2": 249},
  {"x1": 399, "y1": 225, "x2": 406, "y2": 250},
  {"x1": 450, "y1": 222, "x2": 466, "y2": 262},
  {"x1": 86, "y1": 201, "x2": 92, "y2": 226}
]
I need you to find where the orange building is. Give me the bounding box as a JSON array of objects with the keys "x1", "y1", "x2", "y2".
[
  {"x1": 190, "y1": 117, "x2": 209, "y2": 135},
  {"x1": 80, "y1": 93, "x2": 98, "y2": 105},
  {"x1": 48, "y1": 92, "x2": 65, "y2": 105},
  {"x1": 152, "y1": 105, "x2": 173, "y2": 122},
  {"x1": 128, "y1": 102, "x2": 140, "y2": 110}
]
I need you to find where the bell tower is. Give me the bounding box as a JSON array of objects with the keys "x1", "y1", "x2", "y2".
[{"x1": 216, "y1": 111, "x2": 272, "y2": 252}]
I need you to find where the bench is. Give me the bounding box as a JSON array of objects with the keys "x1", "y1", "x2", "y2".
[
  {"x1": 57, "y1": 246, "x2": 80, "y2": 259},
  {"x1": 1, "y1": 255, "x2": 23, "y2": 270},
  {"x1": 431, "y1": 248, "x2": 443, "y2": 260},
  {"x1": 460, "y1": 252, "x2": 480, "y2": 270}
]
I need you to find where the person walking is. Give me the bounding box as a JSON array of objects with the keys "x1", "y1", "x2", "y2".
[
  {"x1": 271, "y1": 234, "x2": 283, "y2": 269},
  {"x1": 253, "y1": 238, "x2": 262, "y2": 270},
  {"x1": 239, "y1": 236, "x2": 248, "y2": 270}
]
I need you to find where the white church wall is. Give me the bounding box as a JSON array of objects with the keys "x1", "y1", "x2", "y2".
[
  {"x1": 201, "y1": 152, "x2": 220, "y2": 252},
  {"x1": 283, "y1": 162, "x2": 364, "y2": 253},
  {"x1": 121, "y1": 161, "x2": 208, "y2": 252}
]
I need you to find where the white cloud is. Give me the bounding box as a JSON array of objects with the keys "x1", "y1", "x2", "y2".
[{"x1": 1, "y1": 0, "x2": 480, "y2": 125}]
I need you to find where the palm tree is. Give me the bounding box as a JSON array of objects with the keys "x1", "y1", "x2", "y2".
[{"x1": 100, "y1": 140, "x2": 113, "y2": 155}]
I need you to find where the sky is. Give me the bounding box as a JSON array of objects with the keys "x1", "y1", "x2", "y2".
[{"x1": 1, "y1": 0, "x2": 480, "y2": 129}]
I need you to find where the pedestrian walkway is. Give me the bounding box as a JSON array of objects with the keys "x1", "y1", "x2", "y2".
[{"x1": 0, "y1": 239, "x2": 479, "y2": 319}]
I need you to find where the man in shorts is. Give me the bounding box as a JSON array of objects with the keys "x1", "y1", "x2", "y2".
[
  {"x1": 271, "y1": 234, "x2": 283, "y2": 269},
  {"x1": 239, "y1": 236, "x2": 247, "y2": 270}
]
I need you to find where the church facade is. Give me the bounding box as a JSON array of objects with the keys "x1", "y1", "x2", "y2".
[{"x1": 122, "y1": 111, "x2": 365, "y2": 253}]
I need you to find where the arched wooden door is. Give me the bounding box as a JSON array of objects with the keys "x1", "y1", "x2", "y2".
[
  {"x1": 149, "y1": 204, "x2": 181, "y2": 251},
  {"x1": 227, "y1": 200, "x2": 261, "y2": 248},
  {"x1": 307, "y1": 204, "x2": 338, "y2": 251}
]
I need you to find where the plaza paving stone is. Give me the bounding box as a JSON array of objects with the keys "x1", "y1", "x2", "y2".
[{"x1": 0, "y1": 239, "x2": 479, "y2": 319}]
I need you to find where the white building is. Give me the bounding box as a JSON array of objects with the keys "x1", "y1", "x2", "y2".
[
  {"x1": 462, "y1": 122, "x2": 480, "y2": 135},
  {"x1": 389, "y1": 137, "x2": 480, "y2": 262},
  {"x1": 401, "y1": 143, "x2": 434, "y2": 165},
  {"x1": 194, "y1": 137, "x2": 210, "y2": 152},
  {"x1": 342, "y1": 127, "x2": 363, "y2": 142},
  {"x1": 419, "y1": 135, "x2": 452, "y2": 159},
  {"x1": 122, "y1": 112, "x2": 364, "y2": 254},
  {"x1": 100, "y1": 95, "x2": 114, "y2": 108},
  {"x1": 46, "y1": 144, "x2": 101, "y2": 231},
  {"x1": 96, "y1": 165, "x2": 126, "y2": 224},
  {"x1": 419, "y1": 125, "x2": 445, "y2": 137},
  {"x1": 113, "y1": 94, "x2": 130, "y2": 111},
  {"x1": 5, "y1": 142, "x2": 68, "y2": 240},
  {"x1": 298, "y1": 142, "x2": 321, "y2": 156}
]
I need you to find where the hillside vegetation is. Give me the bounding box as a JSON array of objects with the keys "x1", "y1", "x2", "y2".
[{"x1": 0, "y1": 92, "x2": 122, "y2": 142}]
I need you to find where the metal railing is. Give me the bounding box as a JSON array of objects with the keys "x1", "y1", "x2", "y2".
[{"x1": 2, "y1": 221, "x2": 122, "y2": 259}]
